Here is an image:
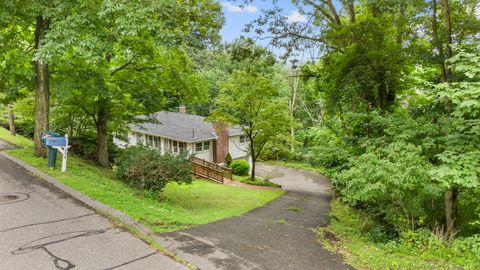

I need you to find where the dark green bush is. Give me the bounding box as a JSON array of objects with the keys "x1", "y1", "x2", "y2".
[
  {"x1": 115, "y1": 146, "x2": 192, "y2": 192},
  {"x1": 224, "y1": 152, "x2": 233, "y2": 167},
  {"x1": 333, "y1": 142, "x2": 435, "y2": 234},
  {"x1": 69, "y1": 134, "x2": 120, "y2": 163},
  {"x1": 306, "y1": 125, "x2": 351, "y2": 170},
  {"x1": 230, "y1": 160, "x2": 250, "y2": 176}
]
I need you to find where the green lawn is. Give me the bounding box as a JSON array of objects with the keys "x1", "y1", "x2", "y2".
[
  {"x1": 232, "y1": 174, "x2": 281, "y2": 188},
  {"x1": 0, "y1": 128, "x2": 283, "y2": 232},
  {"x1": 0, "y1": 128, "x2": 33, "y2": 147},
  {"x1": 261, "y1": 160, "x2": 327, "y2": 175}
]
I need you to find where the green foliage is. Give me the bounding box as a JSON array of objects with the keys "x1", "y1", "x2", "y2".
[
  {"x1": 230, "y1": 160, "x2": 250, "y2": 176},
  {"x1": 224, "y1": 152, "x2": 233, "y2": 167},
  {"x1": 1, "y1": 0, "x2": 224, "y2": 165},
  {"x1": 334, "y1": 142, "x2": 436, "y2": 233},
  {"x1": 321, "y1": 199, "x2": 480, "y2": 270},
  {"x1": 430, "y1": 51, "x2": 480, "y2": 190},
  {"x1": 209, "y1": 69, "x2": 291, "y2": 180},
  {"x1": 306, "y1": 124, "x2": 351, "y2": 170},
  {"x1": 116, "y1": 146, "x2": 192, "y2": 193}
]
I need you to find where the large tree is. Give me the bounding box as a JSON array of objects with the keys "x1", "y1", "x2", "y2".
[
  {"x1": 210, "y1": 70, "x2": 290, "y2": 180},
  {"x1": 34, "y1": 0, "x2": 223, "y2": 166},
  {"x1": 1, "y1": 0, "x2": 57, "y2": 156}
]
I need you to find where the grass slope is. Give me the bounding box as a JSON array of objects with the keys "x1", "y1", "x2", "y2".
[
  {"x1": 1, "y1": 128, "x2": 283, "y2": 232},
  {"x1": 0, "y1": 128, "x2": 33, "y2": 147},
  {"x1": 261, "y1": 160, "x2": 327, "y2": 175},
  {"x1": 316, "y1": 199, "x2": 480, "y2": 269},
  {"x1": 232, "y1": 174, "x2": 281, "y2": 188}
]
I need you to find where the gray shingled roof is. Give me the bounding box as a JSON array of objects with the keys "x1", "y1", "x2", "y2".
[{"x1": 129, "y1": 111, "x2": 243, "y2": 143}]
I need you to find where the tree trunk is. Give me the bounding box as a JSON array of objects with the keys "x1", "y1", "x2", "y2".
[
  {"x1": 378, "y1": 69, "x2": 387, "y2": 110},
  {"x1": 396, "y1": 4, "x2": 405, "y2": 45},
  {"x1": 8, "y1": 104, "x2": 16, "y2": 136},
  {"x1": 432, "y1": 0, "x2": 448, "y2": 82},
  {"x1": 97, "y1": 102, "x2": 109, "y2": 167},
  {"x1": 345, "y1": 0, "x2": 355, "y2": 23},
  {"x1": 33, "y1": 16, "x2": 50, "y2": 157},
  {"x1": 441, "y1": 0, "x2": 456, "y2": 235},
  {"x1": 444, "y1": 187, "x2": 456, "y2": 234},
  {"x1": 326, "y1": 0, "x2": 341, "y2": 26},
  {"x1": 249, "y1": 135, "x2": 256, "y2": 181},
  {"x1": 443, "y1": 0, "x2": 453, "y2": 78},
  {"x1": 338, "y1": 102, "x2": 346, "y2": 130},
  {"x1": 250, "y1": 153, "x2": 256, "y2": 182},
  {"x1": 289, "y1": 70, "x2": 299, "y2": 153}
]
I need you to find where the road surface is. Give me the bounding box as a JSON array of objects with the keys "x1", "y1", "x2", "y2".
[
  {"x1": 157, "y1": 164, "x2": 351, "y2": 270},
  {"x1": 0, "y1": 139, "x2": 187, "y2": 270}
]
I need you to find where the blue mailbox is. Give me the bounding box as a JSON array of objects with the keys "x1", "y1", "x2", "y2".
[
  {"x1": 41, "y1": 132, "x2": 69, "y2": 169},
  {"x1": 45, "y1": 137, "x2": 68, "y2": 147}
]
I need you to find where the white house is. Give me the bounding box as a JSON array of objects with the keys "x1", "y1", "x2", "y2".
[{"x1": 114, "y1": 105, "x2": 249, "y2": 164}]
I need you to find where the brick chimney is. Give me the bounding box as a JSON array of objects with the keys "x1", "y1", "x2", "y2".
[
  {"x1": 212, "y1": 122, "x2": 229, "y2": 164},
  {"x1": 179, "y1": 104, "x2": 186, "y2": 113}
]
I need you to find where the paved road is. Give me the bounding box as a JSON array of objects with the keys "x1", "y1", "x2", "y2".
[
  {"x1": 157, "y1": 164, "x2": 351, "y2": 270},
  {"x1": 0, "y1": 140, "x2": 187, "y2": 270}
]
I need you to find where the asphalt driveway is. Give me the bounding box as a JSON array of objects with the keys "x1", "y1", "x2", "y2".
[
  {"x1": 0, "y1": 140, "x2": 187, "y2": 270},
  {"x1": 157, "y1": 164, "x2": 351, "y2": 270}
]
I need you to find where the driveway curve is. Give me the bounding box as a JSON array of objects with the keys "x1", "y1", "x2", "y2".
[{"x1": 157, "y1": 164, "x2": 351, "y2": 270}]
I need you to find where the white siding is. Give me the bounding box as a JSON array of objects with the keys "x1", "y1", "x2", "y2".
[
  {"x1": 136, "y1": 132, "x2": 146, "y2": 146},
  {"x1": 228, "y1": 135, "x2": 248, "y2": 160},
  {"x1": 115, "y1": 131, "x2": 215, "y2": 163},
  {"x1": 113, "y1": 132, "x2": 139, "y2": 148},
  {"x1": 193, "y1": 140, "x2": 214, "y2": 162}
]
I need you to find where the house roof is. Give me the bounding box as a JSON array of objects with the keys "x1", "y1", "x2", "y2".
[{"x1": 129, "y1": 111, "x2": 243, "y2": 143}]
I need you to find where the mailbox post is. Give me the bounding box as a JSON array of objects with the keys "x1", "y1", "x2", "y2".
[
  {"x1": 42, "y1": 132, "x2": 60, "y2": 168},
  {"x1": 42, "y1": 132, "x2": 70, "y2": 172}
]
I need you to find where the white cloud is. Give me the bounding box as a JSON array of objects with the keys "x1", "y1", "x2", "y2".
[
  {"x1": 221, "y1": 2, "x2": 258, "y2": 14},
  {"x1": 287, "y1": 10, "x2": 307, "y2": 23}
]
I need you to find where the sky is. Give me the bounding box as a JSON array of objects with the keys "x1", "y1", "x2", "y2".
[{"x1": 218, "y1": 1, "x2": 302, "y2": 55}]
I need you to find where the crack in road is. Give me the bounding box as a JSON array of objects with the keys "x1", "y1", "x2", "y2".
[
  {"x1": 11, "y1": 228, "x2": 113, "y2": 270},
  {"x1": 0, "y1": 213, "x2": 96, "y2": 233}
]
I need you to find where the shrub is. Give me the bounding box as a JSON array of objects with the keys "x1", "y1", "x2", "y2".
[
  {"x1": 224, "y1": 152, "x2": 233, "y2": 167},
  {"x1": 115, "y1": 146, "x2": 192, "y2": 192},
  {"x1": 69, "y1": 135, "x2": 120, "y2": 163},
  {"x1": 333, "y1": 142, "x2": 436, "y2": 234},
  {"x1": 306, "y1": 125, "x2": 351, "y2": 170},
  {"x1": 231, "y1": 160, "x2": 250, "y2": 176}
]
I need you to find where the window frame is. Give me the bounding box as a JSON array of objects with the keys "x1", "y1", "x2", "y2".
[
  {"x1": 169, "y1": 139, "x2": 186, "y2": 153},
  {"x1": 195, "y1": 141, "x2": 211, "y2": 152},
  {"x1": 239, "y1": 135, "x2": 247, "y2": 144},
  {"x1": 203, "y1": 141, "x2": 210, "y2": 151},
  {"x1": 146, "y1": 134, "x2": 161, "y2": 151},
  {"x1": 196, "y1": 142, "x2": 203, "y2": 152}
]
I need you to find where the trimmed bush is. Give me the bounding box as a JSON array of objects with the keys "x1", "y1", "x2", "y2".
[
  {"x1": 116, "y1": 146, "x2": 192, "y2": 192},
  {"x1": 231, "y1": 160, "x2": 250, "y2": 176},
  {"x1": 224, "y1": 152, "x2": 233, "y2": 167}
]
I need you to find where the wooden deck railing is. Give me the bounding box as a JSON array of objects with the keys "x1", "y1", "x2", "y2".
[{"x1": 192, "y1": 157, "x2": 232, "y2": 184}]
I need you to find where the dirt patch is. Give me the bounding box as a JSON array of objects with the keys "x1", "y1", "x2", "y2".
[
  {"x1": 324, "y1": 230, "x2": 340, "y2": 245},
  {"x1": 223, "y1": 180, "x2": 282, "y2": 191}
]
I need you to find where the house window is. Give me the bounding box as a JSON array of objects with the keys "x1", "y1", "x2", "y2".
[
  {"x1": 146, "y1": 135, "x2": 161, "y2": 151},
  {"x1": 179, "y1": 142, "x2": 186, "y2": 152},
  {"x1": 195, "y1": 141, "x2": 210, "y2": 152},
  {"x1": 203, "y1": 141, "x2": 210, "y2": 150},
  {"x1": 171, "y1": 140, "x2": 186, "y2": 153},
  {"x1": 240, "y1": 135, "x2": 247, "y2": 144}
]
